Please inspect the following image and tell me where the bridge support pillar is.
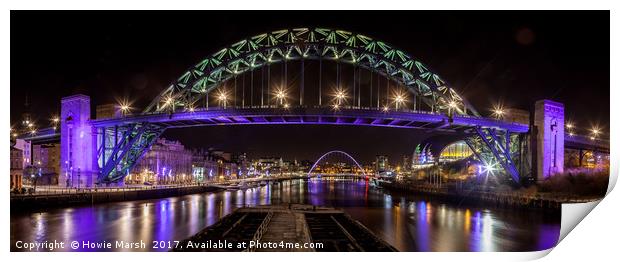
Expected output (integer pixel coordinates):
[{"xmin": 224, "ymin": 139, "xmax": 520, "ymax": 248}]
[
  {"xmin": 534, "ymin": 100, "xmax": 564, "ymax": 181},
  {"xmin": 60, "ymin": 94, "xmax": 99, "ymax": 188}
]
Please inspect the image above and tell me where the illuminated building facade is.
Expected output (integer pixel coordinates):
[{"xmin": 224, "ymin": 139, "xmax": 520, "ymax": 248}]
[
  {"xmin": 13, "ymin": 139, "xmax": 31, "ymax": 167},
  {"xmin": 375, "ymin": 155, "xmax": 389, "ymax": 173},
  {"xmin": 31, "ymin": 143, "xmax": 61, "ymax": 185},
  {"xmin": 438, "ymin": 141, "xmax": 474, "ymax": 162},
  {"xmin": 192, "ymin": 149, "xmax": 246, "ymax": 181},
  {"xmin": 256, "ymin": 157, "xmax": 284, "ymax": 176},
  {"xmin": 10, "ymin": 146, "xmax": 23, "ymax": 190},
  {"xmin": 127, "ymin": 138, "xmax": 192, "ymax": 184}
]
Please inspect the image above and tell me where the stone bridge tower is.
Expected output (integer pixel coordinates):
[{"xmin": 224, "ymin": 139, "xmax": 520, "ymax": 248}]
[
  {"xmin": 60, "ymin": 94, "xmax": 99, "ymax": 188},
  {"xmin": 534, "ymin": 99, "xmax": 564, "ymax": 180}
]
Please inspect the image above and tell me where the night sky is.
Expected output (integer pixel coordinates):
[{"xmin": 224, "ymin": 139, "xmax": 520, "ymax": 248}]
[{"xmin": 10, "ymin": 11, "xmax": 610, "ymax": 163}]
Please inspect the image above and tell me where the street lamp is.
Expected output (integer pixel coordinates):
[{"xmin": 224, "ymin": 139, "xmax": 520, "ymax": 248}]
[
  {"xmin": 70, "ymin": 166, "xmax": 74, "ymax": 188},
  {"xmin": 120, "ymin": 104, "xmax": 130, "ymax": 114},
  {"xmin": 492, "ymin": 105, "xmax": 505, "ymax": 119},
  {"xmin": 116, "ymin": 97, "xmax": 133, "ymax": 116},
  {"xmin": 332, "ymin": 88, "xmax": 347, "ymax": 106},
  {"xmin": 274, "ymin": 87, "xmax": 287, "ymax": 106},
  {"xmin": 163, "ymin": 95, "xmax": 175, "ymax": 110},
  {"xmin": 591, "ymin": 127, "xmax": 601, "ymax": 140},
  {"xmin": 186, "ymin": 104, "xmax": 196, "ymax": 112},
  {"xmin": 394, "ymin": 95, "xmax": 404, "ymax": 109},
  {"xmin": 216, "ymin": 90, "xmax": 229, "ymax": 108},
  {"xmin": 392, "ymin": 91, "xmax": 406, "ymax": 110}
]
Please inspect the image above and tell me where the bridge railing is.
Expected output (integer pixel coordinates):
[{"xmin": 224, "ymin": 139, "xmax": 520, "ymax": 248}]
[
  {"xmin": 118, "ymin": 104, "xmax": 446, "ymax": 118},
  {"xmin": 11, "ymin": 182, "xmax": 214, "ymax": 197}
]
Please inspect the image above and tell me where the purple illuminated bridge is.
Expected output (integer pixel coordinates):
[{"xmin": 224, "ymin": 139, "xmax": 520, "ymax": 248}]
[
  {"xmin": 92, "ymin": 107, "xmax": 528, "ymax": 132},
  {"xmin": 40, "ymin": 27, "xmax": 608, "ymax": 187}
]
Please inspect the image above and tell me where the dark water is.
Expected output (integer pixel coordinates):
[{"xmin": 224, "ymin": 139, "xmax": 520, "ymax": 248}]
[{"xmin": 10, "ymin": 178, "xmax": 560, "ymax": 251}]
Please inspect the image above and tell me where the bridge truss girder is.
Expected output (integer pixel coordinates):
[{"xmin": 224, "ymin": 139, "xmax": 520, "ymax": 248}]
[
  {"xmin": 145, "ymin": 28, "xmax": 480, "ymax": 117},
  {"xmin": 97, "ymin": 123, "xmax": 165, "ymax": 183},
  {"xmin": 464, "ymin": 127, "xmax": 531, "ymax": 185}
]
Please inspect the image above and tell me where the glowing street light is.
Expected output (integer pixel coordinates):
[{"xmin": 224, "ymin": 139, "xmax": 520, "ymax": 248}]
[
  {"xmin": 335, "ymin": 90, "xmax": 346, "ymax": 103},
  {"xmin": 391, "ymin": 90, "xmax": 407, "ymax": 110},
  {"xmin": 216, "ymin": 89, "xmax": 229, "ymax": 108},
  {"xmin": 331, "ymin": 87, "xmax": 347, "ymax": 107},
  {"xmin": 481, "ymin": 161, "xmax": 498, "ymax": 176},
  {"xmin": 393, "ymin": 94, "xmax": 405, "ymax": 110},
  {"xmin": 447, "ymin": 100, "xmax": 459, "ymax": 116},
  {"xmin": 382, "ymin": 106, "xmax": 389, "ymax": 112},
  {"xmin": 163, "ymin": 96, "xmax": 175, "ymax": 110},
  {"xmin": 332, "ymin": 104, "xmax": 340, "ymax": 111},
  {"xmin": 276, "ymin": 90, "xmax": 286, "ymax": 99},
  {"xmin": 591, "ymin": 126, "xmax": 601, "ymax": 140},
  {"xmin": 566, "ymin": 122, "xmax": 574, "ymax": 130},
  {"xmin": 274, "ymin": 87, "xmax": 287, "ymax": 106},
  {"xmin": 492, "ymin": 105, "xmax": 505, "ymax": 119},
  {"xmin": 119, "ymin": 101, "xmax": 132, "ymax": 115}
]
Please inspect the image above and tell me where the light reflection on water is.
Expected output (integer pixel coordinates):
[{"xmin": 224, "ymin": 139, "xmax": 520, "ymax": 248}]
[{"xmin": 10, "ymin": 179, "xmax": 560, "ymax": 251}]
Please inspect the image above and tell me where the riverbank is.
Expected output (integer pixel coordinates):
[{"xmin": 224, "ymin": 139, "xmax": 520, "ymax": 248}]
[
  {"xmin": 381, "ymin": 181, "xmax": 567, "ymax": 210},
  {"xmin": 10, "ymin": 185, "xmax": 222, "ymax": 211},
  {"xmin": 8, "ymin": 175, "xmax": 343, "ymax": 211}
]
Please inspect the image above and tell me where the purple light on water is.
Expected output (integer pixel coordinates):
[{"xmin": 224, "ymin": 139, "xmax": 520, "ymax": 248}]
[
  {"xmin": 416, "ymin": 202, "xmax": 430, "ymax": 251},
  {"xmin": 537, "ymin": 224, "xmax": 561, "ymax": 250}
]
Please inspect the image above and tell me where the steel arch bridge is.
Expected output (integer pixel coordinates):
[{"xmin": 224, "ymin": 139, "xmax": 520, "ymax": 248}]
[
  {"xmin": 306, "ymin": 150, "xmax": 368, "ymax": 177},
  {"xmin": 145, "ymin": 28, "xmax": 478, "ymax": 116},
  {"xmin": 83, "ymin": 27, "xmax": 529, "ymax": 185}
]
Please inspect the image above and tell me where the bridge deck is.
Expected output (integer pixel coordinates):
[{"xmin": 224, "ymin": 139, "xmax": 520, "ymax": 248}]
[{"xmin": 91, "ymin": 107, "xmax": 530, "ymax": 133}]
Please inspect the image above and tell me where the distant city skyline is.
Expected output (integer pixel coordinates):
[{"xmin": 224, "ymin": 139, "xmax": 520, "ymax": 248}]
[{"xmin": 162, "ymin": 125, "xmax": 428, "ymax": 164}]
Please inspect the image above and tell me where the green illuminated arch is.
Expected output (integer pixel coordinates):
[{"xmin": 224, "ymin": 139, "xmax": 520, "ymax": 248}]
[{"xmin": 145, "ymin": 28, "xmax": 480, "ymax": 116}]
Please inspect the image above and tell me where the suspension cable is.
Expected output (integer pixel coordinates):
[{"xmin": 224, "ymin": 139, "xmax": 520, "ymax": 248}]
[{"xmin": 319, "ymin": 58, "xmax": 322, "ymax": 106}]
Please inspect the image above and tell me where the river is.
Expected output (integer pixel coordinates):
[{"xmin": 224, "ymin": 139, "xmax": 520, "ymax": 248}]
[{"xmin": 10, "ymin": 178, "xmax": 560, "ymax": 251}]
